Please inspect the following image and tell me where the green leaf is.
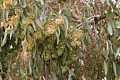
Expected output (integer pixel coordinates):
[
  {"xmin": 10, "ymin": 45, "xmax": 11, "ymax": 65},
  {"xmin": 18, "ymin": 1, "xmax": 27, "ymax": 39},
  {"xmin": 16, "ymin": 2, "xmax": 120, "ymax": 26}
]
[
  {"xmin": 32, "ymin": 21, "xmax": 36, "ymax": 31},
  {"xmin": 35, "ymin": 19, "xmax": 42, "ymax": 28},
  {"xmin": 100, "ymin": 0, "xmax": 105, "ymax": 4},
  {"xmin": 113, "ymin": 62, "xmax": 117, "ymax": 76},
  {"xmin": 82, "ymin": 18, "xmax": 91, "ymax": 33},
  {"xmin": 51, "ymin": 72, "xmax": 58, "ymax": 80},
  {"xmin": 107, "ymin": 22, "xmax": 113, "ymax": 35},
  {"xmin": 56, "ymin": 32, "xmax": 59, "ymax": 45},
  {"xmin": 64, "ymin": 17, "xmax": 68, "ymax": 37},
  {"xmin": 29, "ymin": 59, "xmax": 32, "ymax": 74},
  {"xmin": 40, "ymin": 0, "xmax": 44, "ymax": 5},
  {"xmin": 1, "ymin": 33, "xmax": 7, "ymax": 46},
  {"xmin": 14, "ymin": 0, "xmax": 17, "ymax": 5},
  {"xmin": 0, "ymin": 62, "xmax": 2, "ymax": 72},
  {"xmin": 104, "ymin": 61, "xmax": 108, "ymax": 75},
  {"xmin": 9, "ymin": 76, "xmax": 12, "ymax": 80},
  {"xmin": 68, "ymin": 68, "xmax": 75, "ymax": 80},
  {"xmin": 21, "ymin": 0, "xmax": 26, "ymax": 8},
  {"xmin": 82, "ymin": 76, "xmax": 86, "ymax": 80},
  {"xmin": 115, "ymin": 21, "xmax": 120, "ymax": 29},
  {"xmin": 64, "ymin": 8, "xmax": 72, "ymax": 22},
  {"xmin": 42, "ymin": 76, "xmax": 46, "ymax": 80},
  {"xmin": 106, "ymin": 7, "xmax": 112, "ymax": 19},
  {"xmin": 0, "ymin": 76, "xmax": 2, "ymax": 80},
  {"xmin": 5, "ymin": 10, "xmax": 9, "ymax": 21},
  {"xmin": 115, "ymin": 47, "xmax": 120, "ymax": 59}
]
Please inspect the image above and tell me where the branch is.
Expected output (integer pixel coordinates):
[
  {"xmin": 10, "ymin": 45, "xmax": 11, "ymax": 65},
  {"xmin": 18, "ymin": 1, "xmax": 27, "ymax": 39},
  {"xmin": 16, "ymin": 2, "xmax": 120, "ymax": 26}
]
[{"xmin": 72, "ymin": 13, "xmax": 106, "ymax": 28}]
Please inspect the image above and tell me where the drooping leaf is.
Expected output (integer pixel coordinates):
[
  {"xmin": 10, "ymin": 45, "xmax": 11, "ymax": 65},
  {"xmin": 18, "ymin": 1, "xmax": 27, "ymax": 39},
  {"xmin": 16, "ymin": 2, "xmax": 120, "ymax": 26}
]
[
  {"xmin": 64, "ymin": 17, "xmax": 68, "ymax": 37},
  {"xmin": 113, "ymin": 62, "xmax": 117, "ymax": 76},
  {"xmin": 64, "ymin": 8, "xmax": 72, "ymax": 22},
  {"xmin": 104, "ymin": 61, "xmax": 108, "ymax": 75},
  {"xmin": 107, "ymin": 22, "xmax": 113, "ymax": 35},
  {"xmin": 0, "ymin": 76, "xmax": 2, "ymax": 80},
  {"xmin": 1, "ymin": 33, "xmax": 7, "ymax": 46},
  {"xmin": 56, "ymin": 32, "xmax": 59, "ymax": 45},
  {"xmin": 68, "ymin": 68, "xmax": 75, "ymax": 80}
]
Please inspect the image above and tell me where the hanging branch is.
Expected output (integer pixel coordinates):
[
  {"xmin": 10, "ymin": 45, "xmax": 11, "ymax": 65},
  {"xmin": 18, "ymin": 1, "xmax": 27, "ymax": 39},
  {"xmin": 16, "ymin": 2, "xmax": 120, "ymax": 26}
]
[{"xmin": 72, "ymin": 13, "xmax": 106, "ymax": 28}]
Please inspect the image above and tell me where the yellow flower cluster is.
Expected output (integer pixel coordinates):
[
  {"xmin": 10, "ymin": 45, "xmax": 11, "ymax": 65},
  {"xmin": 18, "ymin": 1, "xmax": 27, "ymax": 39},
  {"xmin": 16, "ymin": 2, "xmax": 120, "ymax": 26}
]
[
  {"xmin": 5, "ymin": 26, "xmax": 12, "ymax": 34},
  {"xmin": 1, "ymin": 15, "xmax": 20, "ymax": 34},
  {"xmin": 45, "ymin": 16, "xmax": 64, "ymax": 36},
  {"xmin": 68, "ymin": 27, "xmax": 82, "ymax": 47},
  {"xmin": 43, "ymin": 50, "xmax": 51, "ymax": 61},
  {"xmin": 1, "ymin": 20, "xmax": 8, "ymax": 28},
  {"xmin": 70, "ymin": 38, "xmax": 81, "ymax": 47},
  {"xmin": 57, "ymin": 44, "xmax": 65, "ymax": 56},
  {"xmin": 71, "ymin": 54, "xmax": 78, "ymax": 62},
  {"xmin": 9, "ymin": 15, "xmax": 20, "ymax": 29},
  {"xmin": 61, "ymin": 65, "xmax": 69, "ymax": 73},
  {"xmin": 22, "ymin": 18, "xmax": 32, "ymax": 27},
  {"xmin": 54, "ymin": 16, "xmax": 64, "ymax": 25},
  {"xmin": 27, "ymin": 13, "xmax": 36, "ymax": 19},
  {"xmin": 34, "ymin": 31, "xmax": 42, "ymax": 40},
  {"xmin": 24, "ymin": 51, "xmax": 32, "ymax": 61},
  {"xmin": 21, "ymin": 36, "xmax": 35, "ymax": 51},
  {"xmin": 3, "ymin": 0, "xmax": 12, "ymax": 9}
]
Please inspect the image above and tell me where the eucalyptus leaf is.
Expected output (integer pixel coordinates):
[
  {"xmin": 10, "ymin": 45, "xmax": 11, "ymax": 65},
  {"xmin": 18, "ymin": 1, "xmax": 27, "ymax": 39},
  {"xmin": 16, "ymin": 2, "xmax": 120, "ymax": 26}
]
[
  {"xmin": 64, "ymin": 17, "xmax": 68, "ymax": 37},
  {"xmin": 35, "ymin": 19, "xmax": 42, "ymax": 28},
  {"xmin": 113, "ymin": 62, "xmax": 117, "ymax": 76},
  {"xmin": 1, "ymin": 33, "xmax": 7, "ymax": 46},
  {"xmin": 64, "ymin": 8, "xmax": 72, "ymax": 22},
  {"xmin": 82, "ymin": 76, "xmax": 86, "ymax": 80},
  {"xmin": 0, "ymin": 76, "xmax": 2, "ymax": 80},
  {"xmin": 40, "ymin": 0, "xmax": 44, "ymax": 5},
  {"xmin": 115, "ymin": 47, "xmax": 120, "ymax": 59},
  {"xmin": 107, "ymin": 22, "xmax": 113, "ymax": 35},
  {"xmin": 5, "ymin": 10, "xmax": 9, "ymax": 21},
  {"xmin": 104, "ymin": 61, "xmax": 108, "ymax": 75},
  {"xmin": 29, "ymin": 59, "xmax": 32, "ymax": 74},
  {"xmin": 9, "ymin": 76, "xmax": 12, "ymax": 80},
  {"xmin": 21, "ymin": 0, "xmax": 26, "ymax": 8},
  {"xmin": 56, "ymin": 32, "xmax": 59, "ymax": 45},
  {"xmin": 32, "ymin": 21, "xmax": 36, "ymax": 31},
  {"xmin": 68, "ymin": 68, "xmax": 75, "ymax": 80},
  {"xmin": 0, "ymin": 62, "xmax": 2, "ymax": 72}
]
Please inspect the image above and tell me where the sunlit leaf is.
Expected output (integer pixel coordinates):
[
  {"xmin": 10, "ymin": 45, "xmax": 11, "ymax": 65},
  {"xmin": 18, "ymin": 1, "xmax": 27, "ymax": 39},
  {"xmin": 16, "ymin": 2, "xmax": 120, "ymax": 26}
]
[
  {"xmin": 115, "ymin": 47, "xmax": 120, "ymax": 59},
  {"xmin": 107, "ymin": 22, "xmax": 113, "ymax": 35},
  {"xmin": 1, "ymin": 33, "xmax": 7, "ymax": 46},
  {"xmin": 68, "ymin": 68, "xmax": 75, "ymax": 80},
  {"xmin": 64, "ymin": 17, "xmax": 68, "ymax": 37},
  {"xmin": 113, "ymin": 62, "xmax": 117, "ymax": 76},
  {"xmin": 56, "ymin": 32, "xmax": 59, "ymax": 45},
  {"xmin": 0, "ymin": 76, "xmax": 2, "ymax": 80},
  {"xmin": 35, "ymin": 19, "xmax": 42, "ymax": 28},
  {"xmin": 82, "ymin": 76, "xmax": 86, "ymax": 80},
  {"xmin": 40, "ymin": 0, "xmax": 44, "ymax": 5},
  {"xmin": 64, "ymin": 8, "xmax": 72, "ymax": 22},
  {"xmin": 104, "ymin": 61, "xmax": 108, "ymax": 75},
  {"xmin": 32, "ymin": 21, "xmax": 36, "ymax": 31}
]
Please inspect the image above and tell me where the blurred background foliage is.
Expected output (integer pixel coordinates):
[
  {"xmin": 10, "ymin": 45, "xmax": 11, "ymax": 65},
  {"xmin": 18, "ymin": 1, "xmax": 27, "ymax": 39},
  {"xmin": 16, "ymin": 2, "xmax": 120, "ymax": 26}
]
[{"xmin": 0, "ymin": 0, "xmax": 120, "ymax": 80}]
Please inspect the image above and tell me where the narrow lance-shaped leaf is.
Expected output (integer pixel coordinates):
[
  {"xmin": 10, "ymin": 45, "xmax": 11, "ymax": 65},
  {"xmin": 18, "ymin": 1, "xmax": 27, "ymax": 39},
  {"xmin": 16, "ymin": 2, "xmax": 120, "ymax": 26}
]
[
  {"xmin": 68, "ymin": 68, "xmax": 75, "ymax": 80},
  {"xmin": 32, "ymin": 21, "xmax": 36, "ymax": 31},
  {"xmin": 1, "ymin": 32, "xmax": 7, "ymax": 46},
  {"xmin": 113, "ymin": 62, "xmax": 117, "ymax": 76},
  {"xmin": 5, "ymin": 10, "xmax": 9, "ymax": 21},
  {"xmin": 64, "ymin": 17, "xmax": 68, "ymax": 37},
  {"xmin": 104, "ymin": 61, "xmax": 108, "ymax": 75},
  {"xmin": 56, "ymin": 32, "xmax": 59, "ymax": 45},
  {"xmin": 107, "ymin": 22, "xmax": 113, "ymax": 35},
  {"xmin": 0, "ymin": 76, "xmax": 2, "ymax": 80}
]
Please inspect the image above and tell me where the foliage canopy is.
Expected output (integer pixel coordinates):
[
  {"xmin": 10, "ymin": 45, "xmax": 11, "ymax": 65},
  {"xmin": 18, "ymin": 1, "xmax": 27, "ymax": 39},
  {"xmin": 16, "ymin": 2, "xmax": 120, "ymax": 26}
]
[{"xmin": 0, "ymin": 0, "xmax": 120, "ymax": 80}]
